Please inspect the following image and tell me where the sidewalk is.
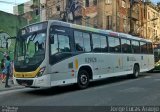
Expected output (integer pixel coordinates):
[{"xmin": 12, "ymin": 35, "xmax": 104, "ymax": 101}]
[{"xmin": 0, "ymin": 78, "xmax": 24, "ymax": 92}]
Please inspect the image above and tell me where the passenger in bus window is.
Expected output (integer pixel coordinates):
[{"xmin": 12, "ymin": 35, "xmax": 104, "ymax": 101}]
[{"xmin": 76, "ymin": 43, "xmax": 83, "ymax": 51}]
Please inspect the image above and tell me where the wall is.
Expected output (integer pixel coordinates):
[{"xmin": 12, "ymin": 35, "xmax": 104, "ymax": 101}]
[{"xmin": 0, "ymin": 11, "xmax": 27, "ymax": 60}]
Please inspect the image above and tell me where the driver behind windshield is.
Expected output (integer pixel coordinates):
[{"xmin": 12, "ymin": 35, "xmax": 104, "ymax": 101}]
[{"xmin": 35, "ymin": 43, "xmax": 45, "ymax": 56}]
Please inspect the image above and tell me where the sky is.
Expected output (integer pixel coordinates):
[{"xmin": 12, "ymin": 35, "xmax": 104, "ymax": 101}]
[
  {"xmin": 0, "ymin": 0, "xmax": 30, "ymax": 14},
  {"xmin": 0, "ymin": 0, "xmax": 159, "ymax": 14}
]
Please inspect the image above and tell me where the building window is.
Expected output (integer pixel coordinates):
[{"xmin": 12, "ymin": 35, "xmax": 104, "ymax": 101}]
[
  {"xmin": 56, "ymin": 5, "xmax": 60, "ymax": 11},
  {"xmin": 105, "ymin": 0, "xmax": 112, "ymax": 4},
  {"xmin": 94, "ymin": 16, "xmax": 98, "ymax": 28},
  {"xmin": 117, "ymin": 16, "xmax": 120, "ymax": 32},
  {"xmin": 35, "ymin": 9, "xmax": 39, "ymax": 16},
  {"xmin": 86, "ymin": 18, "xmax": 90, "ymax": 27},
  {"xmin": 85, "ymin": 0, "xmax": 89, "ymax": 7},
  {"xmin": 106, "ymin": 16, "xmax": 112, "ymax": 30},
  {"xmin": 148, "ymin": 12, "xmax": 150, "ymax": 19},
  {"xmin": 123, "ymin": 18, "xmax": 127, "ymax": 32},
  {"xmin": 85, "ymin": 0, "xmax": 97, "ymax": 7},
  {"xmin": 122, "ymin": 0, "xmax": 126, "ymax": 8},
  {"xmin": 93, "ymin": 0, "xmax": 97, "ymax": 5}
]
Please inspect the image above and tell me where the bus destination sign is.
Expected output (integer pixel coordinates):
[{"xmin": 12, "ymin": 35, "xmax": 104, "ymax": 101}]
[{"xmin": 21, "ymin": 22, "xmax": 48, "ymax": 35}]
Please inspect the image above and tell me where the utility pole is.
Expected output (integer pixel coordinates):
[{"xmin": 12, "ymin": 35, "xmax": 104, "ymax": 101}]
[
  {"xmin": 65, "ymin": 0, "xmax": 69, "ymax": 22},
  {"xmin": 130, "ymin": 0, "xmax": 133, "ymax": 34},
  {"xmin": 116, "ymin": 0, "xmax": 117, "ymax": 32}
]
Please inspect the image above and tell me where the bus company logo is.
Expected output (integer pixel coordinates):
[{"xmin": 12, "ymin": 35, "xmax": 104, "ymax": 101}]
[{"xmin": 127, "ymin": 56, "xmax": 136, "ymax": 61}]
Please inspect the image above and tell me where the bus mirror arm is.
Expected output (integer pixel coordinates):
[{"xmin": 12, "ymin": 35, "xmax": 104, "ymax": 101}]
[{"xmin": 49, "ymin": 35, "xmax": 54, "ymax": 44}]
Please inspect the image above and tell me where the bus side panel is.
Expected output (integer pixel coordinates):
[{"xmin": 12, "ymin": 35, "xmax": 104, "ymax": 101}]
[
  {"xmin": 148, "ymin": 55, "xmax": 155, "ymax": 71},
  {"xmin": 48, "ymin": 53, "xmax": 95, "ymax": 86},
  {"xmin": 122, "ymin": 54, "xmax": 133, "ymax": 72},
  {"xmin": 140, "ymin": 55, "xmax": 148, "ymax": 71},
  {"xmin": 49, "ymin": 57, "xmax": 76, "ymax": 86}
]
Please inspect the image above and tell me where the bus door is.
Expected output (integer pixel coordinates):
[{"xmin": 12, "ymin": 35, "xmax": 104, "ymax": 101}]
[
  {"xmin": 108, "ymin": 36, "xmax": 122, "ymax": 73},
  {"xmin": 92, "ymin": 34, "xmax": 111, "ymax": 76},
  {"xmin": 49, "ymin": 26, "xmax": 74, "ymax": 83},
  {"xmin": 140, "ymin": 42, "xmax": 148, "ymax": 70}
]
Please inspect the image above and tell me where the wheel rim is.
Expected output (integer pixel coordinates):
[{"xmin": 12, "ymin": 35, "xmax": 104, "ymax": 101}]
[
  {"xmin": 80, "ymin": 74, "xmax": 88, "ymax": 85},
  {"xmin": 135, "ymin": 70, "xmax": 138, "ymax": 77},
  {"xmin": 134, "ymin": 67, "xmax": 139, "ymax": 77}
]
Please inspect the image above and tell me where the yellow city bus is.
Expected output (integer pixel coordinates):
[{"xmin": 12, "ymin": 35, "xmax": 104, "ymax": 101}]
[{"xmin": 13, "ymin": 20, "xmax": 154, "ymax": 89}]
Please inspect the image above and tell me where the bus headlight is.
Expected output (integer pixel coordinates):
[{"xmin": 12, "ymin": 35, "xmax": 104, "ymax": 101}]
[{"xmin": 37, "ymin": 67, "xmax": 46, "ymax": 77}]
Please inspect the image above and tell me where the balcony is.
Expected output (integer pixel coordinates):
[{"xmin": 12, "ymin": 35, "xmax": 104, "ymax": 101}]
[{"xmin": 128, "ymin": 10, "xmax": 139, "ymax": 21}]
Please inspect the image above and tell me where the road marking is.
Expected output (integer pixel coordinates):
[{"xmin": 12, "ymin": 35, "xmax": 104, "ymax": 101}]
[
  {"xmin": 119, "ymin": 87, "xmax": 146, "ymax": 93},
  {"xmin": 144, "ymin": 76, "xmax": 151, "ymax": 79},
  {"xmin": 91, "ymin": 78, "xmax": 139, "ymax": 90},
  {"xmin": 154, "ymin": 79, "xmax": 160, "ymax": 81}
]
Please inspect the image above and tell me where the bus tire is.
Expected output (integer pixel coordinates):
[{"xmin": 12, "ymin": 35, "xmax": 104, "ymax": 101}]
[
  {"xmin": 132, "ymin": 64, "xmax": 140, "ymax": 78},
  {"xmin": 77, "ymin": 70, "xmax": 89, "ymax": 89}
]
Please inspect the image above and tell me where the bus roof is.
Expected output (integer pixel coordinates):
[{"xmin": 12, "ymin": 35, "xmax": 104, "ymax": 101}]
[{"xmin": 22, "ymin": 20, "xmax": 152, "ymax": 43}]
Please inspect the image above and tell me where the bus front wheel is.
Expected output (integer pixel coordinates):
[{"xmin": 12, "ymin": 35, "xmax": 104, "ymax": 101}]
[{"xmin": 77, "ymin": 70, "xmax": 90, "ymax": 89}]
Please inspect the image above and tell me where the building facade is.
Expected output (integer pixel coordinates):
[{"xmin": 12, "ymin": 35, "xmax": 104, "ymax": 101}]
[
  {"xmin": 97, "ymin": 0, "xmax": 130, "ymax": 32},
  {"xmin": 81, "ymin": 0, "xmax": 98, "ymax": 27},
  {"xmin": 46, "ymin": 0, "xmax": 66, "ymax": 21},
  {"xmin": 129, "ymin": 0, "xmax": 146, "ymax": 37},
  {"xmin": 13, "ymin": 0, "xmax": 41, "ymax": 24},
  {"xmin": 145, "ymin": 2, "xmax": 160, "ymax": 44}
]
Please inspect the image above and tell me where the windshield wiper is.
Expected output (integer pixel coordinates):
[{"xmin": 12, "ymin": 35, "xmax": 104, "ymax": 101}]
[{"xmin": 27, "ymin": 32, "xmax": 37, "ymax": 44}]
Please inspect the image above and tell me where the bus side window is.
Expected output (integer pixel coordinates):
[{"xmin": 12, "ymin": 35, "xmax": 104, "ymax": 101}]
[
  {"xmin": 92, "ymin": 34, "xmax": 108, "ymax": 52},
  {"xmin": 121, "ymin": 38, "xmax": 131, "ymax": 53},
  {"xmin": 74, "ymin": 30, "xmax": 91, "ymax": 52},
  {"xmin": 100, "ymin": 35, "xmax": 108, "ymax": 52},
  {"xmin": 131, "ymin": 40, "xmax": 140, "ymax": 53},
  {"xmin": 75, "ymin": 43, "xmax": 83, "ymax": 51},
  {"xmin": 74, "ymin": 31, "xmax": 84, "ymax": 52},
  {"xmin": 140, "ymin": 42, "xmax": 147, "ymax": 54},
  {"xmin": 50, "ymin": 34, "xmax": 58, "ymax": 55},
  {"xmin": 92, "ymin": 34, "xmax": 101, "ymax": 52},
  {"xmin": 58, "ymin": 35, "xmax": 71, "ymax": 52},
  {"xmin": 108, "ymin": 36, "xmax": 120, "ymax": 53},
  {"xmin": 148, "ymin": 42, "xmax": 153, "ymax": 54}
]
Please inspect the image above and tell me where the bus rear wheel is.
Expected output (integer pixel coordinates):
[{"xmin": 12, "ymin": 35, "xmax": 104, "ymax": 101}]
[
  {"xmin": 132, "ymin": 64, "xmax": 140, "ymax": 78},
  {"xmin": 77, "ymin": 70, "xmax": 89, "ymax": 89}
]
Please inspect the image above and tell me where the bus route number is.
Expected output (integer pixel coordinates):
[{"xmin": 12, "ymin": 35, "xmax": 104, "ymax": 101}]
[{"xmin": 85, "ymin": 57, "xmax": 97, "ymax": 63}]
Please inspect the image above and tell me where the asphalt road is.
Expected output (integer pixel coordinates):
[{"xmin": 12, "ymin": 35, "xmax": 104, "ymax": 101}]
[{"xmin": 0, "ymin": 72, "xmax": 160, "ymax": 107}]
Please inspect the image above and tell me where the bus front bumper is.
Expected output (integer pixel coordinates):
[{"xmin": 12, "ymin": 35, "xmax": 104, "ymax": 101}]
[{"xmin": 13, "ymin": 75, "xmax": 51, "ymax": 87}]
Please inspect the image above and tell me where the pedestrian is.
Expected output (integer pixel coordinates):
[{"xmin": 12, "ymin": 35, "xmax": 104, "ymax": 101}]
[
  {"xmin": 5, "ymin": 56, "xmax": 11, "ymax": 88},
  {"xmin": 1, "ymin": 59, "xmax": 6, "ymax": 83}
]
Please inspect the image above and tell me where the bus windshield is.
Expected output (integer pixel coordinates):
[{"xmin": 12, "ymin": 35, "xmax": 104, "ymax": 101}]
[{"xmin": 14, "ymin": 30, "xmax": 47, "ymax": 72}]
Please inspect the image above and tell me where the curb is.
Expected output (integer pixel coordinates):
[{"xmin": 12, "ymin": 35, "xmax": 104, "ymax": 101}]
[
  {"xmin": 0, "ymin": 86, "xmax": 25, "ymax": 92},
  {"xmin": 0, "ymin": 79, "xmax": 25, "ymax": 92}
]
